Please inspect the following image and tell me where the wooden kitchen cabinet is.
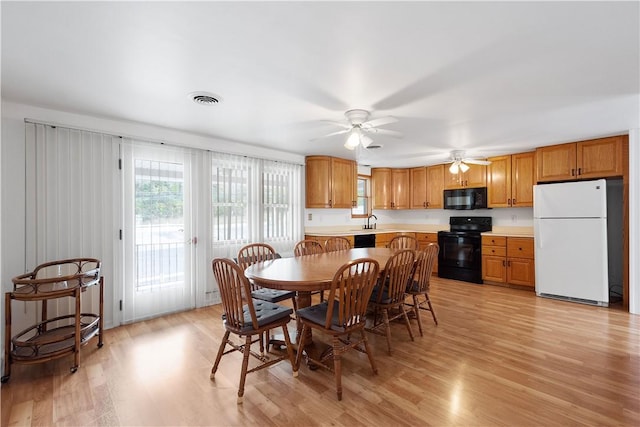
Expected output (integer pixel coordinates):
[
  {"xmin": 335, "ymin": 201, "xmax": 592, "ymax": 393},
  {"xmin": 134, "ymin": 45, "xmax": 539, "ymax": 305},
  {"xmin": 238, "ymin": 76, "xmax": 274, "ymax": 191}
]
[
  {"xmin": 411, "ymin": 165, "xmax": 444, "ymax": 209},
  {"xmin": 410, "ymin": 166, "xmax": 427, "ymax": 209},
  {"xmin": 487, "ymin": 151, "xmax": 535, "ymax": 208},
  {"xmin": 372, "ymin": 168, "xmax": 410, "ymax": 209},
  {"xmin": 305, "ymin": 156, "xmax": 356, "ymax": 208},
  {"xmin": 482, "ymin": 236, "xmax": 535, "ymax": 288},
  {"xmin": 536, "ymin": 135, "xmax": 625, "ymax": 183},
  {"xmin": 416, "ymin": 232, "xmax": 439, "ymax": 274},
  {"xmin": 444, "ymin": 163, "xmax": 487, "ymax": 189},
  {"xmin": 426, "ymin": 165, "xmax": 444, "ymax": 209}
]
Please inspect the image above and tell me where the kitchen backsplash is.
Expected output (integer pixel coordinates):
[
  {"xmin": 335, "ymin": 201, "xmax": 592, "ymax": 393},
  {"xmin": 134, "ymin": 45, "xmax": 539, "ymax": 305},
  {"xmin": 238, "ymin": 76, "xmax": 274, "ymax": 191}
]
[{"xmin": 305, "ymin": 207, "xmax": 534, "ymax": 228}]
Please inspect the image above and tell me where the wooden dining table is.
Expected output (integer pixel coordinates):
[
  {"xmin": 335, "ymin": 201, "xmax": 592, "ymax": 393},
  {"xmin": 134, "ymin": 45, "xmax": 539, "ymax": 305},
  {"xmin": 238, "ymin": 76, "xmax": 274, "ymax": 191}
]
[{"xmin": 244, "ymin": 247, "xmax": 397, "ymax": 347}]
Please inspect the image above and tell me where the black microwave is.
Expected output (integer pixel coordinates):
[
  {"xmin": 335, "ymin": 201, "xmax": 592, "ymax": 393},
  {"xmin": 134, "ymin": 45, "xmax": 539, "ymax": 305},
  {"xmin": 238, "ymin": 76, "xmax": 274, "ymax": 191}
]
[{"xmin": 443, "ymin": 187, "xmax": 488, "ymax": 210}]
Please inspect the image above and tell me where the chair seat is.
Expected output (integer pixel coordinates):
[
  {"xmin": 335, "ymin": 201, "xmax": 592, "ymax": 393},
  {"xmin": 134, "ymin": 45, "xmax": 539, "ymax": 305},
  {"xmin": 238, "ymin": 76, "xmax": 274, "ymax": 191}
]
[
  {"xmin": 406, "ymin": 280, "xmax": 425, "ymax": 294},
  {"xmin": 232, "ymin": 299, "xmax": 293, "ymax": 333},
  {"xmin": 369, "ymin": 285, "xmax": 392, "ymax": 304},
  {"xmin": 297, "ymin": 301, "xmax": 361, "ymax": 333},
  {"xmin": 251, "ymin": 288, "xmax": 296, "ymax": 303}
]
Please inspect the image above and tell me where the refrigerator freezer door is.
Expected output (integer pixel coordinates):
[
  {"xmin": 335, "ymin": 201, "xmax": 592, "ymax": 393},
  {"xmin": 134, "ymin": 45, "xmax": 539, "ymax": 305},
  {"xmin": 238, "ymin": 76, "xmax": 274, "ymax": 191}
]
[
  {"xmin": 534, "ymin": 217, "xmax": 608, "ymax": 305},
  {"xmin": 533, "ymin": 179, "xmax": 607, "ymax": 219}
]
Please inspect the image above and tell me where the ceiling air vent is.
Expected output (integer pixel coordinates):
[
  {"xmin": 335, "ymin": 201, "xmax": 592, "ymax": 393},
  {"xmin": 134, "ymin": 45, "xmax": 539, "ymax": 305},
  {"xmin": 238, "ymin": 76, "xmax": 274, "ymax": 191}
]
[
  {"xmin": 366, "ymin": 144, "xmax": 383, "ymax": 149},
  {"xmin": 189, "ymin": 91, "xmax": 222, "ymax": 106}
]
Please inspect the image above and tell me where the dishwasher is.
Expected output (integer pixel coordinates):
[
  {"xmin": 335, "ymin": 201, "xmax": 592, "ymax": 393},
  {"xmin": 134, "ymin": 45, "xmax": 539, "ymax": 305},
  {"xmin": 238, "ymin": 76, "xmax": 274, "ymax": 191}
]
[{"xmin": 354, "ymin": 234, "xmax": 376, "ymax": 248}]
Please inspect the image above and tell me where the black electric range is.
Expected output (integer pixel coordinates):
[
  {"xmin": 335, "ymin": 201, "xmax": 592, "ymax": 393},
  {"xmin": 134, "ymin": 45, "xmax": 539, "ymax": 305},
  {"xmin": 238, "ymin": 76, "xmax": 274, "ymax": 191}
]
[{"xmin": 437, "ymin": 216, "xmax": 492, "ymax": 284}]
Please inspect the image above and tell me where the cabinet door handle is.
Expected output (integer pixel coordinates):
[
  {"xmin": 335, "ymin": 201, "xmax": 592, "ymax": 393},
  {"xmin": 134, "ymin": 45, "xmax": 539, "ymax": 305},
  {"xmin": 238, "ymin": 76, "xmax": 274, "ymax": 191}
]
[
  {"xmin": 423, "ymin": 201, "xmax": 426, "ymax": 208},
  {"xmin": 513, "ymin": 199, "xmax": 516, "ymax": 205},
  {"xmin": 329, "ymin": 199, "xmax": 332, "ymax": 207},
  {"xmin": 578, "ymin": 168, "xmax": 582, "ymax": 175},
  {"xmin": 571, "ymin": 168, "xmax": 575, "ymax": 176},
  {"xmin": 507, "ymin": 260, "xmax": 511, "ymax": 267},
  {"xmin": 508, "ymin": 198, "xmax": 511, "ymax": 206},
  {"xmin": 502, "ymin": 260, "xmax": 506, "ymax": 266},
  {"xmin": 426, "ymin": 201, "xmax": 430, "ymax": 207}
]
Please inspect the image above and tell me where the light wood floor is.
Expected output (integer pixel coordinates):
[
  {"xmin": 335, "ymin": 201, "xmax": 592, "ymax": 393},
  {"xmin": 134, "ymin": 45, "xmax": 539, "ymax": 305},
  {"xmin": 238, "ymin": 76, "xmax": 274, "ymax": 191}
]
[{"xmin": 2, "ymin": 277, "xmax": 639, "ymax": 426}]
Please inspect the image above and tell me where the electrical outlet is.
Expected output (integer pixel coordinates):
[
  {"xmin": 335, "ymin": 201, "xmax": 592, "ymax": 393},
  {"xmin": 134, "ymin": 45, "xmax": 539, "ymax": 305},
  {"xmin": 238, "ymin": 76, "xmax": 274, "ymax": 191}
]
[{"xmin": 308, "ymin": 213, "xmax": 312, "ymax": 221}]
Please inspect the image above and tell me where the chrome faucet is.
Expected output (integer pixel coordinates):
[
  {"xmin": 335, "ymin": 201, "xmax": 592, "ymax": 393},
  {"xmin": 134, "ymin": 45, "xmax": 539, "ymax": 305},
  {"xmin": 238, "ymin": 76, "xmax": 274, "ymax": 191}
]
[{"xmin": 365, "ymin": 214, "xmax": 377, "ymax": 230}]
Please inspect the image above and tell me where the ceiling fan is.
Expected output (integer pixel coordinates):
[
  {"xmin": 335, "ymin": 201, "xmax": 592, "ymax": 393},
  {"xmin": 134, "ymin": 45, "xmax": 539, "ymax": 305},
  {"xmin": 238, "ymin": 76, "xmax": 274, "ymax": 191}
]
[
  {"xmin": 311, "ymin": 109, "xmax": 402, "ymax": 150},
  {"xmin": 446, "ymin": 150, "xmax": 491, "ymax": 173}
]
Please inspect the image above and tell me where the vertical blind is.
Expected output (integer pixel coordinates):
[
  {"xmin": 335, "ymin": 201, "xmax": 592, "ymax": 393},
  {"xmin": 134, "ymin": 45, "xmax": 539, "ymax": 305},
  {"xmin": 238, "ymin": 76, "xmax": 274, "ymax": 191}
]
[
  {"xmin": 25, "ymin": 123, "xmax": 120, "ymax": 323},
  {"xmin": 209, "ymin": 152, "xmax": 303, "ymax": 260}
]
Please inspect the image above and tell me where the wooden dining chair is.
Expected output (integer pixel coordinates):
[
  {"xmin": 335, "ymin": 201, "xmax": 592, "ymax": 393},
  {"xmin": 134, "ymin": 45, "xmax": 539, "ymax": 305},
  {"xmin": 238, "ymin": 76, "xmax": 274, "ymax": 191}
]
[
  {"xmin": 324, "ymin": 236, "xmax": 352, "ymax": 252},
  {"xmin": 405, "ymin": 243, "xmax": 439, "ymax": 336},
  {"xmin": 294, "ymin": 239, "xmax": 326, "ymax": 301},
  {"xmin": 366, "ymin": 249, "xmax": 416, "ymax": 355},
  {"xmin": 237, "ymin": 243, "xmax": 297, "ymax": 351},
  {"xmin": 294, "ymin": 239, "xmax": 324, "ymax": 257},
  {"xmin": 388, "ymin": 234, "xmax": 419, "ymax": 250},
  {"xmin": 210, "ymin": 258, "xmax": 297, "ymax": 404},
  {"xmin": 294, "ymin": 258, "xmax": 380, "ymax": 401}
]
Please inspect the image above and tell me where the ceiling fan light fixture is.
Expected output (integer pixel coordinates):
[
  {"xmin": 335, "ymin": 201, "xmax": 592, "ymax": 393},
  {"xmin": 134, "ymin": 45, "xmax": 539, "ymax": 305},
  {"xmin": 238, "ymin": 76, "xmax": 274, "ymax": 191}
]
[
  {"xmin": 449, "ymin": 162, "xmax": 459, "ymax": 174},
  {"xmin": 345, "ymin": 129, "xmax": 361, "ymax": 149},
  {"xmin": 459, "ymin": 162, "xmax": 470, "ymax": 173}
]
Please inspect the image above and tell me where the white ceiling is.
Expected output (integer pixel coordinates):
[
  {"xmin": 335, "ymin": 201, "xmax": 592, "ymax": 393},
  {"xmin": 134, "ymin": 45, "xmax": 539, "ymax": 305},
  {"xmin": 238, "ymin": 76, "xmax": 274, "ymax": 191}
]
[{"xmin": 2, "ymin": 1, "xmax": 639, "ymax": 167}]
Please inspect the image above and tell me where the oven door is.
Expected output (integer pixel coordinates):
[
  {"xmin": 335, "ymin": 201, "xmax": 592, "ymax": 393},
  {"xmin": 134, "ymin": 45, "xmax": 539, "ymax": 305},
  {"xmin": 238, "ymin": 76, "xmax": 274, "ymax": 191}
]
[{"xmin": 437, "ymin": 231, "xmax": 483, "ymax": 283}]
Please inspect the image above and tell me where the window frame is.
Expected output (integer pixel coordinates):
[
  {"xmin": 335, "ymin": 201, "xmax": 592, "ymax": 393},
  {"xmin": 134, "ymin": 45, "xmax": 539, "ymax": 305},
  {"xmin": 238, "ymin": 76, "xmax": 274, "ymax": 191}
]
[{"xmin": 351, "ymin": 174, "xmax": 371, "ymax": 218}]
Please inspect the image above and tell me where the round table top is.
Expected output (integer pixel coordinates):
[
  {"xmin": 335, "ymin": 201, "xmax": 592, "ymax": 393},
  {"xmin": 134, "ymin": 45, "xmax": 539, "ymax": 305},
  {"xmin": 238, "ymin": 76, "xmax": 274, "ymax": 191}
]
[{"xmin": 244, "ymin": 247, "xmax": 396, "ymax": 292}]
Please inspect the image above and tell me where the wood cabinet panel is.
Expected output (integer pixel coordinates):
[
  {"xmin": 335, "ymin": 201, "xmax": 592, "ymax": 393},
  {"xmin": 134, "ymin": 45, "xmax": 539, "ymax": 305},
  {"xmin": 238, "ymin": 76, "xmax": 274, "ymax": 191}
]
[
  {"xmin": 482, "ymin": 236, "xmax": 534, "ymax": 288},
  {"xmin": 416, "ymin": 232, "xmax": 439, "ymax": 273},
  {"xmin": 426, "ymin": 165, "xmax": 444, "ymax": 209},
  {"xmin": 372, "ymin": 168, "xmax": 410, "ymax": 209},
  {"xmin": 305, "ymin": 156, "xmax": 332, "ymax": 208},
  {"xmin": 444, "ymin": 164, "xmax": 487, "ymax": 189},
  {"xmin": 536, "ymin": 136, "xmax": 625, "ymax": 183},
  {"xmin": 392, "ymin": 169, "xmax": 410, "ymax": 209},
  {"xmin": 488, "ymin": 152, "xmax": 535, "ymax": 208},
  {"xmin": 410, "ymin": 167, "xmax": 427, "ymax": 209},
  {"xmin": 511, "ymin": 152, "xmax": 535, "ymax": 207},
  {"xmin": 577, "ymin": 136, "xmax": 624, "ymax": 179},
  {"xmin": 507, "ymin": 258, "xmax": 535, "ymax": 287},
  {"xmin": 483, "ymin": 256, "xmax": 507, "ymax": 283},
  {"xmin": 305, "ymin": 156, "xmax": 356, "ymax": 208}
]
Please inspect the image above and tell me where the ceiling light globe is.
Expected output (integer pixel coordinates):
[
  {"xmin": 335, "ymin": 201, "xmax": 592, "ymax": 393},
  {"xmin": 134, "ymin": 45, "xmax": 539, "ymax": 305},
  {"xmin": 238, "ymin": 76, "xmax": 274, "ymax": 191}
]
[
  {"xmin": 459, "ymin": 162, "xmax": 470, "ymax": 173},
  {"xmin": 346, "ymin": 131, "xmax": 360, "ymax": 148},
  {"xmin": 449, "ymin": 163, "xmax": 459, "ymax": 174}
]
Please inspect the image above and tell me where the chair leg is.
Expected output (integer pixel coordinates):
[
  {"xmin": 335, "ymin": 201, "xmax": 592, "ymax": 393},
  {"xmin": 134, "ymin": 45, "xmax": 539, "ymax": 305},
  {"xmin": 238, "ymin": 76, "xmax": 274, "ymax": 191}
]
[
  {"xmin": 400, "ymin": 305, "xmax": 415, "ymax": 342},
  {"xmin": 332, "ymin": 336, "xmax": 342, "ymax": 401},
  {"xmin": 281, "ymin": 324, "xmax": 298, "ymax": 378},
  {"xmin": 426, "ymin": 294, "xmax": 438, "ymax": 325},
  {"xmin": 294, "ymin": 324, "xmax": 308, "ymax": 371},
  {"xmin": 361, "ymin": 329, "xmax": 378, "ymax": 375},
  {"xmin": 381, "ymin": 309, "xmax": 392, "ymax": 355},
  {"xmin": 210, "ymin": 330, "xmax": 230, "ymax": 380},
  {"xmin": 237, "ymin": 335, "xmax": 252, "ymax": 404},
  {"xmin": 413, "ymin": 294, "xmax": 424, "ymax": 337}
]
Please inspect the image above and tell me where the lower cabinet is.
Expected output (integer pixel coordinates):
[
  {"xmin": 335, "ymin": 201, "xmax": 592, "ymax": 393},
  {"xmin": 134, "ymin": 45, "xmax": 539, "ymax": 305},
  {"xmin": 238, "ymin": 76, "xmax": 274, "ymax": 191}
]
[
  {"xmin": 416, "ymin": 232, "xmax": 438, "ymax": 274},
  {"xmin": 304, "ymin": 234, "xmax": 354, "ymax": 248},
  {"xmin": 482, "ymin": 236, "xmax": 535, "ymax": 288}
]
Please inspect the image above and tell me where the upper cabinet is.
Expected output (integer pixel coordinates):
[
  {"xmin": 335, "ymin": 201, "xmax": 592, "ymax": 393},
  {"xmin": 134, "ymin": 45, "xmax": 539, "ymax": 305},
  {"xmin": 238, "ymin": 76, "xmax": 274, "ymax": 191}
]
[
  {"xmin": 410, "ymin": 165, "xmax": 444, "ymax": 209},
  {"xmin": 487, "ymin": 152, "xmax": 535, "ymax": 208},
  {"xmin": 372, "ymin": 168, "xmax": 410, "ymax": 209},
  {"xmin": 444, "ymin": 163, "xmax": 487, "ymax": 189},
  {"xmin": 305, "ymin": 156, "xmax": 356, "ymax": 208},
  {"xmin": 536, "ymin": 135, "xmax": 626, "ymax": 183}
]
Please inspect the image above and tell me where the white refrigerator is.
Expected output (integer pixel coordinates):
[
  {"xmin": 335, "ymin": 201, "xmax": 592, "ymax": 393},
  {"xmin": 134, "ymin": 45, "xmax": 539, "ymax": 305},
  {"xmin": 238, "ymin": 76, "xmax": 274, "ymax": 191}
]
[{"xmin": 533, "ymin": 179, "xmax": 609, "ymax": 306}]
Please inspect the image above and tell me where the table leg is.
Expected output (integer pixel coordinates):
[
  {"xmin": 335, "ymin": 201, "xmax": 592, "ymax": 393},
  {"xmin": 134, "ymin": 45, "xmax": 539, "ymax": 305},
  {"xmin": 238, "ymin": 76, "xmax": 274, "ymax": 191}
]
[{"xmin": 295, "ymin": 291, "xmax": 313, "ymax": 345}]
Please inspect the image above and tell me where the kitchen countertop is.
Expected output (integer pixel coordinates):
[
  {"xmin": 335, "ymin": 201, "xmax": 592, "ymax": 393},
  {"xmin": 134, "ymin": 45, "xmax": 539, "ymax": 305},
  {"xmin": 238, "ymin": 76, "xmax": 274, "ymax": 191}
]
[{"xmin": 305, "ymin": 225, "xmax": 533, "ymax": 238}]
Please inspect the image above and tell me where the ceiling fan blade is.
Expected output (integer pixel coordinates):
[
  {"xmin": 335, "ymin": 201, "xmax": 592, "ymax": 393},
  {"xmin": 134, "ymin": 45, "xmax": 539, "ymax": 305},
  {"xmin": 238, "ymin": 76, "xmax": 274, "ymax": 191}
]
[
  {"xmin": 463, "ymin": 158, "xmax": 492, "ymax": 166},
  {"xmin": 320, "ymin": 120, "xmax": 351, "ymax": 129},
  {"xmin": 362, "ymin": 116, "xmax": 398, "ymax": 128},
  {"xmin": 310, "ymin": 129, "xmax": 350, "ymax": 141},
  {"xmin": 364, "ymin": 128, "xmax": 403, "ymax": 138}
]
